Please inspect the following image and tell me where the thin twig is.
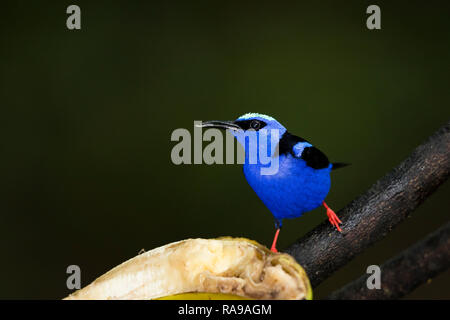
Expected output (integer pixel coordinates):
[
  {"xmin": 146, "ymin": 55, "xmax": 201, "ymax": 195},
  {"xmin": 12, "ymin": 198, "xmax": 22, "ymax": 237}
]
[
  {"xmin": 327, "ymin": 221, "xmax": 450, "ymax": 299},
  {"xmin": 284, "ymin": 121, "xmax": 450, "ymax": 288}
]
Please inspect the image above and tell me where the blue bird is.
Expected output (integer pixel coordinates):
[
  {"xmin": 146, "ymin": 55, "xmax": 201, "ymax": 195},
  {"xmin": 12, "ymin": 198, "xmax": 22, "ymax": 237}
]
[{"xmin": 199, "ymin": 113, "xmax": 348, "ymax": 252}]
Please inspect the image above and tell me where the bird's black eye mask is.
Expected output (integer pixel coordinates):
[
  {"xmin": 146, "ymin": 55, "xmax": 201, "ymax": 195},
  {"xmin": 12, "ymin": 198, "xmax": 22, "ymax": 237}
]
[{"xmin": 234, "ymin": 119, "xmax": 267, "ymax": 131}]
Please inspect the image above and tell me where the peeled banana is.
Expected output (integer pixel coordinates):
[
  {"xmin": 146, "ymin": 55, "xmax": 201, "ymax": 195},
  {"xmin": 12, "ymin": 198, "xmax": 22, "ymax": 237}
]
[{"xmin": 64, "ymin": 237, "xmax": 312, "ymax": 300}]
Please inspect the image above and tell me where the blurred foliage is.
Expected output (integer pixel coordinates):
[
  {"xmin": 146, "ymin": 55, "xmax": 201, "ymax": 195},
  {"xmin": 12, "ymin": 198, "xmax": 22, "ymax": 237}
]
[{"xmin": 0, "ymin": 1, "xmax": 449, "ymax": 299}]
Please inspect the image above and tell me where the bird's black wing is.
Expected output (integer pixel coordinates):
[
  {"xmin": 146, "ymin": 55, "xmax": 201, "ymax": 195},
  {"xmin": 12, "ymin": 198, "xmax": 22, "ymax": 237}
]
[{"xmin": 278, "ymin": 132, "xmax": 330, "ymax": 169}]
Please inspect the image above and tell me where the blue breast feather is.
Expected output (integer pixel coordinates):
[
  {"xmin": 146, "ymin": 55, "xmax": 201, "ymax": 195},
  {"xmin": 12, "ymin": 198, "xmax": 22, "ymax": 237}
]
[{"xmin": 243, "ymin": 153, "xmax": 331, "ymax": 223}]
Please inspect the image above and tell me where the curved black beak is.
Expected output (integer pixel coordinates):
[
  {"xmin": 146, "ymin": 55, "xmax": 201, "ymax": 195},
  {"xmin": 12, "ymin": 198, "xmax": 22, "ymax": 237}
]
[{"xmin": 196, "ymin": 120, "xmax": 241, "ymax": 131}]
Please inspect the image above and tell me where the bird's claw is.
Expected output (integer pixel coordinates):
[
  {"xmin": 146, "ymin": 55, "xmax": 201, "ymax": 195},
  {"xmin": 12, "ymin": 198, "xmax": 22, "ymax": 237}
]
[
  {"xmin": 328, "ymin": 213, "xmax": 342, "ymax": 232},
  {"xmin": 323, "ymin": 201, "xmax": 342, "ymax": 232}
]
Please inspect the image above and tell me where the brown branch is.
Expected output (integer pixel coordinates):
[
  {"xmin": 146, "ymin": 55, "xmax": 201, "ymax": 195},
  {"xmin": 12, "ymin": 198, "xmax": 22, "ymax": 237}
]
[
  {"xmin": 327, "ymin": 221, "xmax": 450, "ymax": 299},
  {"xmin": 284, "ymin": 120, "xmax": 450, "ymax": 288}
]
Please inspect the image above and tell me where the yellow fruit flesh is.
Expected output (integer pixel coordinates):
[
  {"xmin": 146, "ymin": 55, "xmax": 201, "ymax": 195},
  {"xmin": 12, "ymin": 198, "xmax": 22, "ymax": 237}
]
[
  {"xmin": 64, "ymin": 237, "xmax": 312, "ymax": 300},
  {"xmin": 157, "ymin": 293, "xmax": 250, "ymax": 300}
]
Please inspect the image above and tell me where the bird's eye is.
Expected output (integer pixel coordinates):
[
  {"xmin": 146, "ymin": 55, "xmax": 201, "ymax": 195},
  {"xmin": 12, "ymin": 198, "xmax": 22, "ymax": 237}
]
[{"xmin": 250, "ymin": 120, "xmax": 261, "ymax": 130}]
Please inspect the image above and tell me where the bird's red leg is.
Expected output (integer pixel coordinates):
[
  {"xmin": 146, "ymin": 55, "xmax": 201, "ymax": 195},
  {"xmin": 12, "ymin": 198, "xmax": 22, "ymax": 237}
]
[
  {"xmin": 270, "ymin": 228, "xmax": 281, "ymax": 253},
  {"xmin": 323, "ymin": 201, "xmax": 342, "ymax": 232}
]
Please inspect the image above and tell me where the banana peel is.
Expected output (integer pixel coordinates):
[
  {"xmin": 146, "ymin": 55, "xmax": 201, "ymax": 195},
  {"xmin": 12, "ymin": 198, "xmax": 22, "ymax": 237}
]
[{"xmin": 64, "ymin": 237, "xmax": 312, "ymax": 300}]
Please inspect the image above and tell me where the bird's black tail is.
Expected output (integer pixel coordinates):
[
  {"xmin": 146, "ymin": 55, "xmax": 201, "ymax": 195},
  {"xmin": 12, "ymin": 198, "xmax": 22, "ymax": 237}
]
[{"xmin": 332, "ymin": 162, "xmax": 350, "ymax": 170}]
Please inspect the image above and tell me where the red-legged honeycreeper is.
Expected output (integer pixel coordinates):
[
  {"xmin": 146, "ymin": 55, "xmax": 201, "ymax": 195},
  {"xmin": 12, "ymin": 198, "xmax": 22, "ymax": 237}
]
[{"xmin": 198, "ymin": 113, "xmax": 348, "ymax": 252}]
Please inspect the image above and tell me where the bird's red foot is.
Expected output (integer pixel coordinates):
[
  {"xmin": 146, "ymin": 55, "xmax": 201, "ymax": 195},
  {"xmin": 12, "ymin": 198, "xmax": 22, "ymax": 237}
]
[
  {"xmin": 323, "ymin": 201, "xmax": 342, "ymax": 232},
  {"xmin": 270, "ymin": 228, "xmax": 280, "ymax": 253}
]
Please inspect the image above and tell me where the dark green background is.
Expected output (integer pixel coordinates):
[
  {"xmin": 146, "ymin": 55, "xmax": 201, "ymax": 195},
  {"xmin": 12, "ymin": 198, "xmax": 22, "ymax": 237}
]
[{"xmin": 1, "ymin": 1, "xmax": 449, "ymax": 299}]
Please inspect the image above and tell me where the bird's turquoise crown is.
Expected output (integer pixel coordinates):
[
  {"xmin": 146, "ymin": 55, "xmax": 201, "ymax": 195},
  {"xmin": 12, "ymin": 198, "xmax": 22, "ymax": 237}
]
[{"xmin": 236, "ymin": 113, "xmax": 276, "ymax": 122}]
